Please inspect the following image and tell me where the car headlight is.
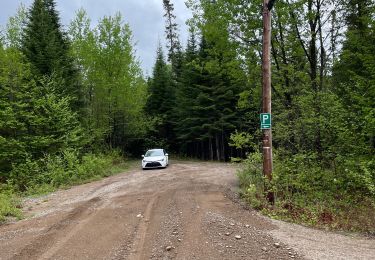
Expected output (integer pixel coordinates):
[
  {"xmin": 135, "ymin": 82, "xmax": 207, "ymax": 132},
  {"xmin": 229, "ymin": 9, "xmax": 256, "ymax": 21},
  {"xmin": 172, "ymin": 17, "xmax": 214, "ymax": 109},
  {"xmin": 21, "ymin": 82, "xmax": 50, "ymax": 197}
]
[{"xmin": 157, "ymin": 158, "xmax": 165, "ymax": 162}]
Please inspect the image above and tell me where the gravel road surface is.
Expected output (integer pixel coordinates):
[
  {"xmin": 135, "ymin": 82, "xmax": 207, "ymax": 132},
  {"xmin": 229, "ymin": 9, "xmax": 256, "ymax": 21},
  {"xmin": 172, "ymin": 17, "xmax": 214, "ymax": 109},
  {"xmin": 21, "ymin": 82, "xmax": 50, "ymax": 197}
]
[{"xmin": 0, "ymin": 161, "xmax": 374, "ymax": 260}]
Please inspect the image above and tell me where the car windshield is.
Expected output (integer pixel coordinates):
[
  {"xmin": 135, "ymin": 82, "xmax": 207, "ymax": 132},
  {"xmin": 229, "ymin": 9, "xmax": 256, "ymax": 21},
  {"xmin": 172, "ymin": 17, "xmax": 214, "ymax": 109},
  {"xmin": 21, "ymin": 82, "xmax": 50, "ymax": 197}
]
[{"xmin": 145, "ymin": 150, "xmax": 164, "ymax": 157}]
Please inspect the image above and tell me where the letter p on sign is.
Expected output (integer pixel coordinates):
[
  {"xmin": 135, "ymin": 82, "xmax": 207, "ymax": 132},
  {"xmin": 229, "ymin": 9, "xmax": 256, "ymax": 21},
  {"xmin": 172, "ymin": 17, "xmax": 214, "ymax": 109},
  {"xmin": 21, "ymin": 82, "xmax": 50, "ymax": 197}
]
[{"xmin": 260, "ymin": 113, "xmax": 272, "ymax": 129}]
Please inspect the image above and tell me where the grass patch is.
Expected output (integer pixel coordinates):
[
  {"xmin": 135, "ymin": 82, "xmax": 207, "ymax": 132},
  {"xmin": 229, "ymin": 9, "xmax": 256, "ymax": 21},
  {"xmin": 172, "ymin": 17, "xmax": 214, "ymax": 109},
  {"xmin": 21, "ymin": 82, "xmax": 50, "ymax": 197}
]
[{"xmin": 0, "ymin": 186, "xmax": 22, "ymax": 223}]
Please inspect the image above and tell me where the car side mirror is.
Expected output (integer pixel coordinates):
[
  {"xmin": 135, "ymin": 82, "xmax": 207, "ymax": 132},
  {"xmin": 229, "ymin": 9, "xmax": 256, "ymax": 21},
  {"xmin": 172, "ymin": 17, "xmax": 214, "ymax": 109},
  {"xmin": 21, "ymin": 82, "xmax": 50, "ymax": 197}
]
[
  {"xmin": 142, "ymin": 155, "xmax": 144, "ymax": 158},
  {"xmin": 165, "ymin": 153, "xmax": 169, "ymax": 156}
]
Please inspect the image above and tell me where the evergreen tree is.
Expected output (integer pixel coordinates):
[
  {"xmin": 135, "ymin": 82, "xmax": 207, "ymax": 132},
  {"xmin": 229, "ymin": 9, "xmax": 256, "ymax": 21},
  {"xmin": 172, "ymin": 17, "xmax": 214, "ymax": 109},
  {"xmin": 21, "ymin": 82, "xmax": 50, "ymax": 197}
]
[
  {"xmin": 175, "ymin": 32, "xmax": 207, "ymax": 157},
  {"xmin": 163, "ymin": 0, "xmax": 182, "ymax": 64},
  {"xmin": 21, "ymin": 0, "xmax": 82, "ymax": 111},
  {"xmin": 146, "ymin": 44, "xmax": 171, "ymax": 115},
  {"xmin": 0, "ymin": 47, "xmax": 84, "ymax": 179},
  {"xmin": 161, "ymin": 0, "xmax": 184, "ymax": 151},
  {"xmin": 175, "ymin": 30, "xmax": 200, "ymax": 145},
  {"xmin": 0, "ymin": 47, "xmax": 27, "ymax": 177},
  {"xmin": 174, "ymin": 29, "xmax": 245, "ymax": 160},
  {"xmin": 145, "ymin": 44, "xmax": 174, "ymax": 147}
]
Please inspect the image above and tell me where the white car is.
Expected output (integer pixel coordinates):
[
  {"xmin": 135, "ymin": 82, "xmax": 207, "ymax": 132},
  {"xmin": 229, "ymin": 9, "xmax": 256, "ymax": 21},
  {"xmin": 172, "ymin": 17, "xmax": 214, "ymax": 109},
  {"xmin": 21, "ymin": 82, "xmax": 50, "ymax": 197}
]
[{"xmin": 142, "ymin": 149, "xmax": 169, "ymax": 169}]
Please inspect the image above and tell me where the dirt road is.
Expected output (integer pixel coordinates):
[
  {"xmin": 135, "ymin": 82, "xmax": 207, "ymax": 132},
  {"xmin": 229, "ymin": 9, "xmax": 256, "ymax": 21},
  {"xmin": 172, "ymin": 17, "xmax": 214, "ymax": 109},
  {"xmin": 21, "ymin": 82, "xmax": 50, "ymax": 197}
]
[{"xmin": 0, "ymin": 161, "xmax": 374, "ymax": 260}]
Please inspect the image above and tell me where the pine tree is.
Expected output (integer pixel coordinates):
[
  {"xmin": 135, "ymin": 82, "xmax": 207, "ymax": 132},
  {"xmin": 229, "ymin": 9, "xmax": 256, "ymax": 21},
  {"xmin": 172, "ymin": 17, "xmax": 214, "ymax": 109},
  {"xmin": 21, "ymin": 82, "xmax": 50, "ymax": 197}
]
[
  {"xmin": 174, "ymin": 31, "xmax": 203, "ymax": 155},
  {"xmin": 0, "ymin": 47, "xmax": 27, "ymax": 177},
  {"xmin": 21, "ymin": 0, "xmax": 82, "ymax": 111},
  {"xmin": 162, "ymin": 0, "xmax": 181, "ymax": 64},
  {"xmin": 174, "ymin": 31, "xmax": 245, "ymax": 160},
  {"xmin": 144, "ymin": 44, "xmax": 174, "ymax": 147},
  {"xmin": 0, "ymin": 47, "xmax": 84, "ymax": 179},
  {"xmin": 146, "ymin": 44, "xmax": 171, "ymax": 115},
  {"xmin": 161, "ymin": 0, "xmax": 184, "ymax": 151}
]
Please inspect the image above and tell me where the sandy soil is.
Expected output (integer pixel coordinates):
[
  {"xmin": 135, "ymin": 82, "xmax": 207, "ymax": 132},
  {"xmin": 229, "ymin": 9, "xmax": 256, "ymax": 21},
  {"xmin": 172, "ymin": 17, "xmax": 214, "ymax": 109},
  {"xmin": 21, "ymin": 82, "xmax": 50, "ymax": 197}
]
[{"xmin": 0, "ymin": 161, "xmax": 373, "ymax": 260}]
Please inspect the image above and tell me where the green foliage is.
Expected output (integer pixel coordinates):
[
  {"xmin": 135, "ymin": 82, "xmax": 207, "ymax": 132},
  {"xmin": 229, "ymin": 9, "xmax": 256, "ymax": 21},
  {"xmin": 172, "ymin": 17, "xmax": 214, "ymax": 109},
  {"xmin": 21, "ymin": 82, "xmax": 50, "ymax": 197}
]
[
  {"xmin": 174, "ymin": 31, "xmax": 247, "ymax": 159},
  {"xmin": 333, "ymin": 0, "xmax": 375, "ymax": 157},
  {"xmin": 0, "ymin": 185, "xmax": 22, "ymax": 222},
  {"xmin": 237, "ymin": 152, "xmax": 263, "ymax": 193},
  {"xmin": 146, "ymin": 44, "xmax": 173, "ymax": 116},
  {"xmin": 1, "ymin": 0, "xmax": 374, "ymax": 233},
  {"xmin": 229, "ymin": 131, "xmax": 257, "ymax": 150},
  {"xmin": 4, "ymin": 4, "xmax": 27, "ymax": 49},
  {"xmin": 69, "ymin": 10, "xmax": 148, "ymax": 151},
  {"xmin": 21, "ymin": 0, "xmax": 83, "ymax": 111},
  {"xmin": 162, "ymin": 0, "xmax": 182, "ymax": 63},
  {"xmin": 238, "ymin": 151, "xmax": 375, "ymax": 232},
  {"xmin": 0, "ymin": 150, "xmax": 126, "ymax": 222},
  {"xmin": 0, "ymin": 2, "xmax": 145, "ymax": 222},
  {"xmin": 0, "ymin": 52, "xmax": 86, "ymax": 176},
  {"xmin": 9, "ymin": 149, "xmax": 123, "ymax": 193}
]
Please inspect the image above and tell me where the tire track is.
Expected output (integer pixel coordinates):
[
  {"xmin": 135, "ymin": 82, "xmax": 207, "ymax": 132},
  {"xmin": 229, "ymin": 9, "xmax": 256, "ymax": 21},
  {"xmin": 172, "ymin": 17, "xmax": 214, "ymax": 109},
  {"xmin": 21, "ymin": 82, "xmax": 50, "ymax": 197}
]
[
  {"xmin": 11, "ymin": 197, "xmax": 102, "ymax": 260},
  {"xmin": 127, "ymin": 193, "xmax": 159, "ymax": 260}
]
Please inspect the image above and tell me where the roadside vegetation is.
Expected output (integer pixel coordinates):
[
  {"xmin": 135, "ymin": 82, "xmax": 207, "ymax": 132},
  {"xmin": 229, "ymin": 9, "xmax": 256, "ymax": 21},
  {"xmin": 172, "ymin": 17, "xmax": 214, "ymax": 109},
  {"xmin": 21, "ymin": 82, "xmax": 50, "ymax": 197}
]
[
  {"xmin": 0, "ymin": 150, "xmax": 129, "ymax": 222},
  {"xmin": 238, "ymin": 151, "xmax": 375, "ymax": 233}
]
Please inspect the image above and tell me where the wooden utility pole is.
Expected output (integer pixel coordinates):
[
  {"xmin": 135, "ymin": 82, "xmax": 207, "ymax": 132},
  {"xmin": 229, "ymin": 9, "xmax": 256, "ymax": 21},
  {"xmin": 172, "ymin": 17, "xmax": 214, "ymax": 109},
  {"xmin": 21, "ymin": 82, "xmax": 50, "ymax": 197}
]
[{"xmin": 262, "ymin": 0, "xmax": 276, "ymax": 204}]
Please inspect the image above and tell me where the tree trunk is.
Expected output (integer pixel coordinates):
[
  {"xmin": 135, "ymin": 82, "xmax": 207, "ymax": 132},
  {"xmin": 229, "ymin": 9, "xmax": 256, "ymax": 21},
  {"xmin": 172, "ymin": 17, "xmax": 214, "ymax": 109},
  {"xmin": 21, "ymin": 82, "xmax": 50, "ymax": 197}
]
[
  {"xmin": 308, "ymin": 0, "xmax": 322, "ymax": 158},
  {"xmin": 209, "ymin": 138, "xmax": 214, "ymax": 161},
  {"xmin": 221, "ymin": 132, "xmax": 225, "ymax": 161},
  {"xmin": 215, "ymin": 134, "xmax": 220, "ymax": 161},
  {"xmin": 201, "ymin": 141, "xmax": 205, "ymax": 160}
]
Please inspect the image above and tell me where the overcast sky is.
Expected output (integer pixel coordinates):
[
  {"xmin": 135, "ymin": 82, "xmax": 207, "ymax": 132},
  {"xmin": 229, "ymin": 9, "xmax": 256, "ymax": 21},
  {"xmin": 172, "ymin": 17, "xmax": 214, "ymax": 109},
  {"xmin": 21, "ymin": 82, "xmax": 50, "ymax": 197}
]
[{"xmin": 0, "ymin": 0, "xmax": 192, "ymax": 75}]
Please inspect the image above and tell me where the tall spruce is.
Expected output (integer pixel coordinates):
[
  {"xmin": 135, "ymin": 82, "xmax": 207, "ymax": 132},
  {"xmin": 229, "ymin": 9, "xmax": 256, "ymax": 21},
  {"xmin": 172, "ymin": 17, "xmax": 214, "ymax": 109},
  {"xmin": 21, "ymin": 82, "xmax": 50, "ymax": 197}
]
[
  {"xmin": 160, "ymin": 0, "xmax": 183, "ymax": 150},
  {"xmin": 0, "ymin": 47, "xmax": 84, "ymax": 180},
  {"xmin": 146, "ymin": 44, "xmax": 171, "ymax": 115},
  {"xmin": 162, "ymin": 0, "xmax": 181, "ymax": 63},
  {"xmin": 162, "ymin": 0, "xmax": 183, "ymax": 81},
  {"xmin": 145, "ymin": 43, "xmax": 174, "ymax": 147},
  {"xmin": 21, "ymin": 0, "xmax": 82, "ymax": 111},
  {"xmin": 174, "ymin": 30, "xmax": 245, "ymax": 160},
  {"xmin": 175, "ymin": 30, "xmax": 202, "ymax": 156}
]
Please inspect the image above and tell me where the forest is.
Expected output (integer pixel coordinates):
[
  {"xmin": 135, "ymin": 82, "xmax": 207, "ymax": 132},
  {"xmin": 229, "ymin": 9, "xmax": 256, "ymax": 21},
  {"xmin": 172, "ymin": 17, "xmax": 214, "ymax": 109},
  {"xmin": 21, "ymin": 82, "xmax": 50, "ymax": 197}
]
[{"xmin": 0, "ymin": 0, "xmax": 374, "ymax": 231}]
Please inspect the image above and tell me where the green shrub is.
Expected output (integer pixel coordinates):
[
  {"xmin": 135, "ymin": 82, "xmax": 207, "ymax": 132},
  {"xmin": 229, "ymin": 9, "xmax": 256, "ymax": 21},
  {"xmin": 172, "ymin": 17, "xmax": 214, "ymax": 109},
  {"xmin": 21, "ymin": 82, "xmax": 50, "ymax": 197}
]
[
  {"xmin": 237, "ymin": 151, "xmax": 263, "ymax": 191},
  {"xmin": 0, "ymin": 185, "xmax": 21, "ymax": 222},
  {"xmin": 75, "ymin": 153, "xmax": 113, "ymax": 181},
  {"xmin": 334, "ymin": 156, "xmax": 375, "ymax": 197},
  {"xmin": 237, "ymin": 152, "xmax": 269, "ymax": 210},
  {"xmin": 9, "ymin": 157, "xmax": 42, "ymax": 192},
  {"xmin": 9, "ymin": 149, "xmax": 125, "ymax": 195},
  {"xmin": 238, "ymin": 150, "xmax": 375, "ymax": 232}
]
